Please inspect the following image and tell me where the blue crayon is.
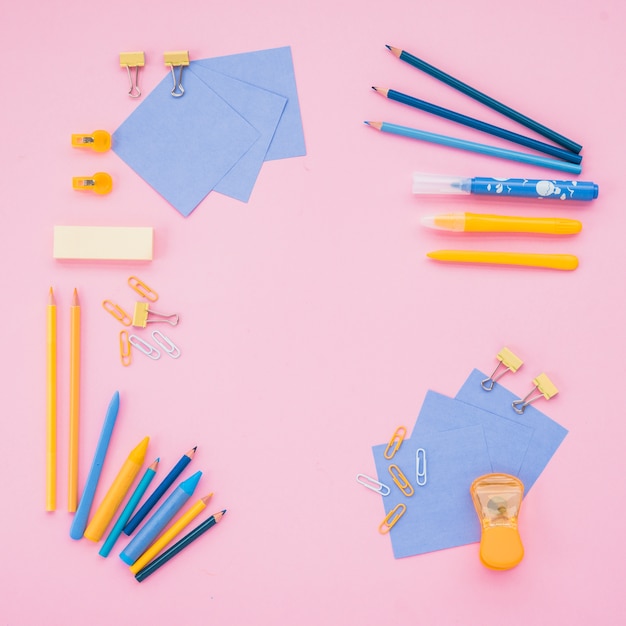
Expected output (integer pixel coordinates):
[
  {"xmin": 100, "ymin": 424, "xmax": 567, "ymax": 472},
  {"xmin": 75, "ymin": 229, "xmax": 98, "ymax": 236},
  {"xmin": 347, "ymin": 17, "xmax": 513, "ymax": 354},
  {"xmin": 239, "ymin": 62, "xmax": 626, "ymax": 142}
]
[
  {"xmin": 99, "ymin": 458, "xmax": 159, "ymax": 557},
  {"xmin": 70, "ymin": 392, "xmax": 120, "ymax": 540},
  {"xmin": 119, "ymin": 471, "xmax": 202, "ymax": 566}
]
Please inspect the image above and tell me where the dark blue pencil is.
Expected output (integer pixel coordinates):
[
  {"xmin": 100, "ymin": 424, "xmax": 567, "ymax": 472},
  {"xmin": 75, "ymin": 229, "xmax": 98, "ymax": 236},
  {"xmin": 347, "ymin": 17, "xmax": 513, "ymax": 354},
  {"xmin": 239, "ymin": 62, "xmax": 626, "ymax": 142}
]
[
  {"xmin": 386, "ymin": 45, "xmax": 582, "ymax": 155},
  {"xmin": 123, "ymin": 446, "xmax": 196, "ymax": 535},
  {"xmin": 372, "ymin": 87, "xmax": 581, "ymax": 165}
]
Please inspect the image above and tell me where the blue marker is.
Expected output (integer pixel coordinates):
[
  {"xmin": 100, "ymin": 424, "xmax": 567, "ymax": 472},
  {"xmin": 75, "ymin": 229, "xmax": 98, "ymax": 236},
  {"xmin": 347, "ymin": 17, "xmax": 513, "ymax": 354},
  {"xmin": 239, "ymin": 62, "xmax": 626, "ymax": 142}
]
[
  {"xmin": 412, "ymin": 173, "xmax": 598, "ymax": 201},
  {"xmin": 70, "ymin": 391, "xmax": 120, "ymax": 540}
]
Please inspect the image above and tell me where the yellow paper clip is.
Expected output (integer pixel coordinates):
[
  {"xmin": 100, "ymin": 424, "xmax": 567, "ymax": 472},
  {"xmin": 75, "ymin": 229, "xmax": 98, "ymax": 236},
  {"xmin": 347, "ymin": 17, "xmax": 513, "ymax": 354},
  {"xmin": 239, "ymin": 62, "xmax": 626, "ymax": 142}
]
[
  {"xmin": 379, "ymin": 503, "xmax": 406, "ymax": 534},
  {"xmin": 481, "ymin": 347, "xmax": 524, "ymax": 391},
  {"xmin": 512, "ymin": 373, "xmax": 558, "ymax": 414},
  {"xmin": 128, "ymin": 276, "xmax": 159, "ymax": 302},
  {"xmin": 164, "ymin": 50, "xmax": 189, "ymax": 97},
  {"xmin": 103, "ymin": 300, "xmax": 132, "ymax": 326},
  {"xmin": 119, "ymin": 330, "xmax": 132, "ymax": 366},
  {"xmin": 388, "ymin": 464, "xmax": 414, "ymax": 497},
  {"xmin": 71, "ymin": 130, "xmax": 111, "ymax": 152},
  {"xmin": 72, "ymin": 172, "xmax": 113, "ymax": 195},
  {"xmin": 120, "ymin": 51, "xmax": 145, "ymax": 98},
  {"xmin": 384, "ymin": 426, "xmax": 407, "ymax": 460},
  {"xmin": 132, "ymin": 301, "xmax": 179, "ymax": 328}
]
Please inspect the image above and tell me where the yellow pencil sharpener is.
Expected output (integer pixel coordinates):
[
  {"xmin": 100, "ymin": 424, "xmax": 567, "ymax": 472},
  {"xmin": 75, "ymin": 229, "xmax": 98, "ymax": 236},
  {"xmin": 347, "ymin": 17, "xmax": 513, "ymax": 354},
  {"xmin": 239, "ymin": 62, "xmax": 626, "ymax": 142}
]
[{"xmin": 470, "ymin": 473, "xmax": 524, "ymax": 570}]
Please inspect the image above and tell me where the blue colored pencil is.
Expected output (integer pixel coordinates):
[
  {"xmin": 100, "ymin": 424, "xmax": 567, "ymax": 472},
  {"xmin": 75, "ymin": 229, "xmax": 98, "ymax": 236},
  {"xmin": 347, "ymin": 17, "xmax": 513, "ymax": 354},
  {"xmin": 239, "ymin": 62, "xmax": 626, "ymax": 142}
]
[
  {"xmin": 119, "ymin": 471, "xmax": 202, "ymax": 565},
  {"xmin": 134, "ymin": 510, "xmax": 226, "ymax": 582},
  {"xmin": 99, "ymin": 458, "xmax": 159, "ymax": 557},
  {"xmin": 124, "ymin": 446, "xmax": 196, "ymax": 535},
  {"xmin": 364, "ymin": 121, "xmax": 582, "ymax": 174},
  {"xmin": 386, "ymin": 45, "xmax": 582, "ymax": 155},
  {"xmin": 70, "ymin": 391, "xmax": 120, "ymax": 540},
  {"xmin": 372, "ymin": 87, "xmax": 581, "ymax": 165}
]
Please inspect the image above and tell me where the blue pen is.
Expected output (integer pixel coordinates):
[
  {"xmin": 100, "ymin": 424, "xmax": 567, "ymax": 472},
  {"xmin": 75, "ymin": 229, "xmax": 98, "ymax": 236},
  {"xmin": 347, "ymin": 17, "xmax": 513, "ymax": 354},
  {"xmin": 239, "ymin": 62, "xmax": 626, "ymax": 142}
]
[
  {"xmin": 365, "ymin": 122, "xmax": 582, "ymax": 175},
  {"xmin": 119, "ymin": 471, "xmax": 202, "ymax": 565},
  {"xmin": 99, "ymin": 458, "xmax": 159, "ymax": 557},
  {"xmin": 70, "ymin": 391, "xmax": 120, "ymax": 540},
  {"xmin": 412, "ymin": 172, "xmax": 598, "ymax": 201}
]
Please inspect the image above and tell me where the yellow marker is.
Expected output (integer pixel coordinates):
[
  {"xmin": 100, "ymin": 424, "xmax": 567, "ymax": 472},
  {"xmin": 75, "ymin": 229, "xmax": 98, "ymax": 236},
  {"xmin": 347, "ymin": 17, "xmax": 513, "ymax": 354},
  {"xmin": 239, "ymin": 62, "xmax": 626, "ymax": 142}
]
[
  {"xmin": 129, "ymin": 493, "xmax": 213, "ymax": 574},
  {"xmin": 427, "ymin": 250, "xmax": 578, "ymax": 271},
  {"xmin": 421, "ymin": 213, "xmax": 582, "ymax": 234},
  {"xmin": 84, "ymin": 436, "xmax": 149, "ymax": 542}
]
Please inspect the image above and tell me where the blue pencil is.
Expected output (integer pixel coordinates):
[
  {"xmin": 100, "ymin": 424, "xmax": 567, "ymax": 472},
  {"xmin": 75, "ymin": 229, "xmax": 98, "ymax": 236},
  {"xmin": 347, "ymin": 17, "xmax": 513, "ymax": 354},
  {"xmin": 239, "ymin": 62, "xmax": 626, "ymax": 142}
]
[
  {"xmin": 386, "ymin": 45, "xmax": 582, "ymax": 155},
  {"xmin": 99, "ymin": 458, "xmax": 159, "ymax": 557},
  {"xmin": 364, "ymin": 121, "xmax": 582, "ymax": 174},
  {"xmin": 372, "ymin": 87, "xmax": 581, "ymax": 165},
  {"xmin": 123, "ymin": 446, "xmax": 196, "ymax": 535},
  {"xmin": 119, "ymin": 471, "xmax": 202, "ymax": 565},
  {"xmin": 69, "ymin": 391, "xmax": 120, "ymax": 540}
]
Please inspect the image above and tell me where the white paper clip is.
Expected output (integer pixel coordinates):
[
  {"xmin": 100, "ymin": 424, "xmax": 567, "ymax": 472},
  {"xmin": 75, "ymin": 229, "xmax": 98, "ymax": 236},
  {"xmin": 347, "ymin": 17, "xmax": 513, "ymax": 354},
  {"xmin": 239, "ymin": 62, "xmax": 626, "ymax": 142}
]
[
  {"xmin": 481, "ymin": 347, "xmax": 523, "ymax": 391},
  {"xmin": 151, "ymin": 330, "xmax": 181, "ymax": 359},
  {"xmin": 128, "ymin": 335, "xmax": 161, "ymax": 360},
  {"xmin": 416, "ymin": 448, "xmax": 427, "ymax": 486},
  {"xmin": 356, "ymin": 473, "xmax": 391, "ymax": 496},
  {"xmin": 512, "ymin": 373, "xmax": 558, "ymax": 414}
]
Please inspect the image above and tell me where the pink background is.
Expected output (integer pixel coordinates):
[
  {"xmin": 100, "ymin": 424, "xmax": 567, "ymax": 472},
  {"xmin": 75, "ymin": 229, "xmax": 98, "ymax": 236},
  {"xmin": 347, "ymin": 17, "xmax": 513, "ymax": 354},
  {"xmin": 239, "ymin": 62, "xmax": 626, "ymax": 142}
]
[{"xmin": 2, "ymin": 0, "xmax": 625, "ymax": 624}]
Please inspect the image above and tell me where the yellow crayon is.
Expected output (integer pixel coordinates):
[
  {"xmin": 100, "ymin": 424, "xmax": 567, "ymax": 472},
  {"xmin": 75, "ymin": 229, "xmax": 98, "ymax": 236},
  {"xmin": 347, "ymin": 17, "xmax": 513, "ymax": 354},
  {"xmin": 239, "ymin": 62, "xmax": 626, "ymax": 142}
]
[
  {"xmin": 84, "ymin": 437, "xmax": 149, "ymax": 542},
  {"xmin": 129, "ymin": 493, "xmax": 213, "ymax": 574}
]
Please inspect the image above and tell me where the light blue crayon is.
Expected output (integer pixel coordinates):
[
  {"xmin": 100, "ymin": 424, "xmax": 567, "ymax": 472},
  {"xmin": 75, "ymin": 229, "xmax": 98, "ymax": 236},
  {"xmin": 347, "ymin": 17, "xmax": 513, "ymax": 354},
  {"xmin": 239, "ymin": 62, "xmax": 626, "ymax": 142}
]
[
  {"xmin": 119, "ymin": 471, "xmax": 202, "ymax": 565},
  {"xmin": 99, "ymin": 459, "xmax": 159, "ymax": 557},
  {"xmin": 70, "ymin": 392, "xmax": 120, "ymax": 540}
]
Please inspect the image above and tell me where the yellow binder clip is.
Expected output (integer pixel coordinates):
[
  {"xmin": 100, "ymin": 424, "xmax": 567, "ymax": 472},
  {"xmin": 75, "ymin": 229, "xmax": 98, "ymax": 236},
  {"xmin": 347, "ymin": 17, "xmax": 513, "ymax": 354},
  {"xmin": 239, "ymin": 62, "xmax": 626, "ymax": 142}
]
[
  {"xmin": 164, "ymin": 50, "xmax": 189, "ymax": 97},
  {"xmin": 512, "ymin": 373, "xmax": 558, "ymax": 414},
  {"xmin": 71, "ymin": 130, "xmax": 111, "ymax": 152},
  {"xmin": 72, "ymin": 172, "xmax": 113, "ymax": 195},
  {"xmin": 481, "ymin": 347, "xmax": 523, "ymax": 391},
  {"xmin": 471, "ymin": 473, "xmax": 525, "ymax": 570},
  {"xmin": 120, "ymin": 51, "xmax": 145, "ymax": 98},
  {"xmin": 132, "ymin": 301, "xmax": 179, "ymax": 328}
]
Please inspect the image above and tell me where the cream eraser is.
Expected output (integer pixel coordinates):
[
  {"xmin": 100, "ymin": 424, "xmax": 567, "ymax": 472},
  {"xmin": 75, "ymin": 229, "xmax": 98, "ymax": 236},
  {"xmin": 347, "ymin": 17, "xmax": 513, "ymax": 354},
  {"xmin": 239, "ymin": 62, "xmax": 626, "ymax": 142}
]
[{"xmin": 53, "ymin": 226, "xmax": 154, "ymax": 261}]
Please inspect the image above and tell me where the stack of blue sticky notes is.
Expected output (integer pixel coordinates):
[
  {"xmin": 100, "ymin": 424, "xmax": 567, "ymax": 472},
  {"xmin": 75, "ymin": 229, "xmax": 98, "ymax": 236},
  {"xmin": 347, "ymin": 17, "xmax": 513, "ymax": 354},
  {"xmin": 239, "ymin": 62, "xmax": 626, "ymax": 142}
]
[
  {"xmin": 113, "ymin": 47, "xmax": 306, "ymax": 217},
  {"xmin": 371, "ymin": 368, "xmax": 568, "ymax": 559}
]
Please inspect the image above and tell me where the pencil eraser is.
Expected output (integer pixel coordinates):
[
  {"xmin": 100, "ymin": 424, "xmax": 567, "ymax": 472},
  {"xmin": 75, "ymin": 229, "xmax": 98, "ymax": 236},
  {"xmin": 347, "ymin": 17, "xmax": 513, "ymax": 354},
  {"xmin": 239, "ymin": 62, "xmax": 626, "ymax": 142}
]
[{"xmin": 53, "ymin": 226, "xmax": 154, "ymax": 261}]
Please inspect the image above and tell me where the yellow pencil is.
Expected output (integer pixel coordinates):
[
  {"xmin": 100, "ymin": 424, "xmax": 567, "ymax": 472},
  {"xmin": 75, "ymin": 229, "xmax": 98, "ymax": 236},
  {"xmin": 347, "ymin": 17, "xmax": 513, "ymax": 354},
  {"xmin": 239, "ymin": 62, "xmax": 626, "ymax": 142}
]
[
  {"xmin": 46, "ymin": 288, "xmax": 57, "ymax": 512},
  {"xmin": 129, "ymin": 493, "xmax": 213, "ymax": 574},
  {"xmin": 68, "ymin": 288, "xmax": 81, "ymax": 512},
  {"xmin": 84, "ymin": 436, "xmax": 150, "ymax": 542}
]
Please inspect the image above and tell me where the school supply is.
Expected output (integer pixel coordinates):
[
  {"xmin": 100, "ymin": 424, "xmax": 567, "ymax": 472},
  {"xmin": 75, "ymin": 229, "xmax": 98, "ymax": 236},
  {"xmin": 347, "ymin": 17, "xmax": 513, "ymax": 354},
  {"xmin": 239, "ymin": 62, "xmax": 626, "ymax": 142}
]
[
  {"xmin": 470, "ymin": 473, "xmax": 525, "ymax": 570},
  {"xmin": 364, "ymin": 121, "xmax": 582, "ymax": 174},
  {"xmin": 421, "ymin": 213, "xmax": 582, "ymax": 235},
  {"xmin": 68, "ymin": 288, "xmax": 81, "ymax": 512},
  {"xmin": 100, "ymin": 458, "xmax": 159, "ymax": 557},
  {"xmin": 84, "ymin": 437, "xmax": 150, "ymax": 542},
  {"xmin": 356, "ymin": 474, "xmax": 391, "ymax": 496},
  {"xmin": 128, "ymin": 276, "xmax": 158, "ymax": 302},
  {"xmin": 426, "ymin": 250, "xmax": 579, "ymax": 270},
  {"xmin": 134, "ymin": 510, "xmax": 226, "ymax": 582},
  {"xmin": 72, "ymin": 172, "xmax": 113, "ymax": 194},
  {"xmin": 70, "ymin": 391, "xmax": 120, "ymax": 540},
  {"xmin": 129, "ymin": 493, "xmax": 213, "ymax": 574},
  {"xmin": 53, "ymin": 226, "xmax": 154, "ymax": 261},
  {"xmin": 411, "ymin": 173, "xmax": 599, "ymax": 201},
  {"xmin": 151, "ymin": 331, "xmax": 181, "ymax": 358},
  {"xmin": 132, "ymin": 302, "xmax": 179, "ymax": 327},
  {"xmin": 512, "ymin": 373, "xmax": 558, "ymax": 414},
  {"xmin": 164, "ymin": 50, "xmax": 189, "ymax": 97},
  {"xmin": 120, "ymin": 471, "xmax": 202, "ymax": 565},
  {"xmin": 46, "ymin": 288, "xmax": 57, "ymax": 512},
  {"xmin": 71, "ymin": 130, "xmax": 112, "ymax": 152},
  {"xmin": 385, "ymin": 45, "xmax": 582, "ymax": 154},
  {"xmin": 128, "ymin": 335, "xmax": 161, "ymax": 360},
  {"xmin": 372, "ymin": 87, "xmax": 581, "ymax": 164},
  {"xmin": 383, "ymin": 426, "xmax": 407, "ymax": 459},
  {"xmin": 120, "ymin": 52, "xmax": 145, "ymax": 98},
  {"xmin": 124, "ymin": 446, "xmax": 197, "ymax": 535},
  {"xmin": 481, "ymin": 347, "xmax": 523, "ymax": 391}
]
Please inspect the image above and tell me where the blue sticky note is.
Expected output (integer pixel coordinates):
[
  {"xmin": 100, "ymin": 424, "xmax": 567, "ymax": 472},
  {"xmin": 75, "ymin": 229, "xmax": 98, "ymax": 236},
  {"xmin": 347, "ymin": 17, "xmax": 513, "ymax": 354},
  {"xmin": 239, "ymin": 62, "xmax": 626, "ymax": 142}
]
[
  {"xmin": 455, "ymin": 369, "xmax": 568, "ymax": 493},
  {"xmin": 411, "ymin": 391, "xmax": 534, "ymax": 477},
  {"xmin": 189, "ymin": 64, "xmax": 287, "ymax": 202},
  {"xmin": 194, "ymin": 46, "xmax": 306, "ymax": 161},
  {"xmin": 113, "ymin": 71, "xmax": 260, "ymax": 217},
  {"xmin": 373, "ymin": 426, "xmax": 492, "ymax": 558}
]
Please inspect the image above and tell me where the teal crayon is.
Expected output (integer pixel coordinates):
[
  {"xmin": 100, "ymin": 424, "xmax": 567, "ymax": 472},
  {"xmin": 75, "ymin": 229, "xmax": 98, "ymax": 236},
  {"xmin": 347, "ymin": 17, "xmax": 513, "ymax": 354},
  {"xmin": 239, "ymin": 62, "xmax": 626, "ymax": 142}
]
[{"xmin": 99, "ymin": 458, "xmax": 159, "ymax": 557}]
